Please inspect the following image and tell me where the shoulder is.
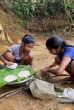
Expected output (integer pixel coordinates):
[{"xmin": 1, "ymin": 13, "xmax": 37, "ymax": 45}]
[
  {"xmin": 10, "ymin": 44, "xmax": 20, "ymax": 48},
  {"xmin": 8, "ymin": 44, "xmax": 21, "ymax": 52},
  {"xmin": 63, "ymin": 46, "xmax": 74, "ymax": 57},
  {"xmin": 64, "ymin": 46, "xmax": 74, "ymax": 53},
  {"xmin": 8, "ymin": 44, "xmax": 20, "ymax": 49}
]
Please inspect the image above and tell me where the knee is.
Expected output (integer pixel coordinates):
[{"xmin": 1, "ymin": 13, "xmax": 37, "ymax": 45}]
[
  {"xmin": 23, "ymin": 55, "xmax": 32, "ymax": 61},
  {"xmin": 23, "ymin": 56, "xmax": 33, "ymax": 65},
  {"xmin": 3, "ymin": 52, "xmax": 14, "ymax": 62}
]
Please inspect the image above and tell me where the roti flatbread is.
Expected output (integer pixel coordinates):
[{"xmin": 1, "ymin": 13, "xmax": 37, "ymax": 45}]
[
  {"xmin": 4, "ymin": 75, "xmax": 17, "ymax": 82},
  {"xmin": 6, "ymin": 63, "xmax": 18, "ymax": 69},
  {"xmin": 18, "ymin": 70, "xmax": 30, "ymax": 78}
]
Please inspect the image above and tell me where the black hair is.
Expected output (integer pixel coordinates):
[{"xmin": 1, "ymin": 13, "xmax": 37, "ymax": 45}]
[
  {"xmin": 22, "ymin": 34, "xmax": 35, "ymax": 44},
  {"xmin": 46, "ymin": 35, "xmax": 67, "ymax": 50}
]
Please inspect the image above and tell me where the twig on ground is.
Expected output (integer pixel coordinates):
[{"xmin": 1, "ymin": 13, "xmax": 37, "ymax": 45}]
[{"xmin": 0, "ymin": 85, "xmax": 29, "ymax": 103}]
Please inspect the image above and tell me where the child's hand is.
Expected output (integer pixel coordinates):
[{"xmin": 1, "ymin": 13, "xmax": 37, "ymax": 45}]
[
  {"xmin": 5, "ymin": 61, "xmax": 14, "ymax": 66},
  {"xmin": 39, "ymin": 66, "xmax": 50, "ymax": 79},
  {"xmin": 41, "ymin": 66, "xmax": 50, "ymax": 73}
]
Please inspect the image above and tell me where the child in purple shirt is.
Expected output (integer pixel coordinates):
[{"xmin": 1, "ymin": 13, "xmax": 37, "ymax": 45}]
[
  {"xmin": 0, "ymin": 34, "xmax": 35, "ymax": 66},
  {"xmin": 41, "ymin": 35, "xmax": 74, "ymax": 79}
]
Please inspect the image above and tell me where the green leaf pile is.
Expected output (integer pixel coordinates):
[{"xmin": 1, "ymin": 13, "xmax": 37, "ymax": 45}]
[{"xmin": 0, "ymin": 65, "xmax": 33, "ymax": 88}]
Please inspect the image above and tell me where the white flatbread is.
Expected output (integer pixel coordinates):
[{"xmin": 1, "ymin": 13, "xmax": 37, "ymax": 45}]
[
  {"xmin": 18, "ymin": 70, "xmax": 30, "ymax": 78},
  {"xmin": 6, "ymin": 63, "xmax": 18, "ymax": 69},
  {"xmin": 4, "ymin": 75, "xmax": 17, "ymax": 82}
]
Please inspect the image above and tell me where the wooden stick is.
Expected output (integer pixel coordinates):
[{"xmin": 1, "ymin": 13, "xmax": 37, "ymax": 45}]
[
  {"xmin": 0, "ymin": 85, "xmax": 29, "ymax": 103},
  {"xmin": 0, "ymin": 87, "xmax": 22, "ymax": 99}
]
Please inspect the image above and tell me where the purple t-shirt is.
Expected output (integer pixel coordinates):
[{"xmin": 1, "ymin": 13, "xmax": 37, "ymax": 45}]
[
  {"xmin": 58, "ymin": 46, "xmax": 74, "ymax": 60},
  {"xmin": 8, "ymin": 44, "xmax": 31, "ymax": 61}
]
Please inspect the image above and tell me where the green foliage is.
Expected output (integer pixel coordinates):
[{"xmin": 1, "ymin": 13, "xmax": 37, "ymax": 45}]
[
  {"xmin": 33, "ymin": 0, "xmax": 65, "ymax": 16},
  {"xmin": 12, "ymin": 0, "xmax": 65, "ymax": 18},
  {"xmin": 12, "ymin": 0, "xmax": 33, "ymax": 20},
  {"xmin": 0, "ymin": 65, "xmax": 33, "ymax": 88},
  {"xmin": 11, "ymin": 0, "xmax": 74, "ymax": 25},
  {"xmin": 64, "ymin": 0, "xmax": 74, "ymax": 23}
]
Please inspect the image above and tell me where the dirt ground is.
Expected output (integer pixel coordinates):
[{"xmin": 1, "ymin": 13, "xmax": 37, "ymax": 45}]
[
  {"xmin": 0, "ymin": 4, "xmax": 74, "ymax": 109},
  {"xmin": 0, "ymin": 37, "xmax": 74, "ymax": 110}
]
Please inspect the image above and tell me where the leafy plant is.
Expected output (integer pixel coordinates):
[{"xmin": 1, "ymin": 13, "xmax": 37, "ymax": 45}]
[
  {"xmin": 63, "ymin": 0, "xmax": 74, "ymax": 23},
  {"xmin": 11, "ymin": 0, "xmax": 74, "ymax": 27},
  {"xmin": 12, "ymin": 0, "xmax": 33, "ymax": 20}
]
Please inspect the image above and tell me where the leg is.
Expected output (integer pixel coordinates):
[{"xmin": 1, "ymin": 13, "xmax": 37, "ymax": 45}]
[
  {"xmin": 69, "ymin": 61, "xmax": 74, "ymax": 78},
  {"xmin": 55, "ymin": 56, "xmax": 72, "ymax": 76},
  {"xmin": 61, "ymin": 60, "xmax": 74, "ymax": 80},
  {"xmin": 2, "ymin": 52, "xmax": 15, "ymax": 62},
  {"xmin": 21, "ymin": 55, "xmax": 33, "ymax": 66}
]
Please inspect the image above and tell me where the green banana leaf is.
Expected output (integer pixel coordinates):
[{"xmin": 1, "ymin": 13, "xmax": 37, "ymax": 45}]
[{"xmin": 0, "ymin": 65, "xmax": 33, "ymax": 88}]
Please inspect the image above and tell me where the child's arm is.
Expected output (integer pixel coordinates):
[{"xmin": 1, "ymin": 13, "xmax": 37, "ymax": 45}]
[
  {"xmin": 47, "ymin": 62, "xmax": 58, "ymax": 68},
  {"xmin": 41, "ymin": 61, "xmax": 57, "ymax": 74},
  {"xmin": 42, "ymin": 55, "xmax": 60, "ymax": 73},
  {"xmin": 0, "ymin": 53, "xmax": 7, "ymax": 64},
  {"xmin": 48, "ymin": 56, "xmax": 71, "ymax": 75},
  {"xmin": 0, "ymin": 54, "xmax": 13, "ymax": 66}
]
